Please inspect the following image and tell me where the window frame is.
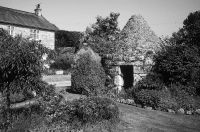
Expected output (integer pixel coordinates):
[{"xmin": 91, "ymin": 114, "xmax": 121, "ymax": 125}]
[
  {"xmin": 8, "ymin": 25, "xmax": 14, "ymax": 36},
  {"xmin": 30, "ymin": 29, "xmax": 39, "ymax": 40}
]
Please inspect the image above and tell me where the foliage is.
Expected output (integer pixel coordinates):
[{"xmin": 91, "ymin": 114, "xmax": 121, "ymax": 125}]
[
  {"xmin": 153, "ymin": 44, "xmax": 200, "ymax": 89},
  {"xmin": 0, "ymin": 29, "xmax": 51, "ymax": 101},
  {"xmin": 175, "ymin": 90, "xmax": 196, "ymax": 110},
  {"xmin": 88, "ymin": 12, "xmax": 120, "ymax": 41},
  {"xmin": 50, "ymin": 53, "xmax": 74, "ymax": 70},
  {"xmin": 134, "ymin": 88, "xmax": 179, "ymax": 111},
  {"xmin": 157, "ymin": 89, "xmax": 178, "ymax": 111},
  {"xmin": 0, "ymin": 29, "xmax": 56, "ymax": 130},
  {"xmin": 135, "ymin": 72, "xmax": 165, "ymax": 91},
  {"xmin": 183, "ymin": 11, "xmax": 200, "ymax": 47},
  {"xmin": 84, "ymin": 12, "xmax": 121, "ymax": 56},
  {"xmin": 135, "ymin": 89, "xmax": 160, "ymax": 109},
  {"xmin": 0, "ymin": 84, "xmax": 62, "ymax": 131},
  {"xmin": 55, "ymin": 30, "xmax": 82, "ymax": 50},
  {"xmin": 46, "ymin": 96, "xmax": 119, "ymax": 131},
  {"xmin": 133, "ymin": 10, "xmax": 200, "ymax": 112},
  {"xmin": 151, "ymin": 11, "xmax": 200, "ymax": 96},
  {"xmin": 71, "ymin": 47, "xmax": 106, "ymax": 96},
  {"xmin": 168, "ymin": 84, "xmax": 196, "ymax": 110},
  {"xmin": 1, "ymin": 106, "xmax": 45, "ymax": 131},
  {"xmin": 158, "ymin": 97, "xmax": 178, "ymax": 111}
]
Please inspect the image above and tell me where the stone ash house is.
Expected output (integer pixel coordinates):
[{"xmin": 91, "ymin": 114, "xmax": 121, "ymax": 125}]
[
  {"xmin": 103, "ymin": 15, "xmax": 161, "ymax": 90},
  {"xmin": 0, "ymin": 4, "xmax": 59, "ymax": 49}
]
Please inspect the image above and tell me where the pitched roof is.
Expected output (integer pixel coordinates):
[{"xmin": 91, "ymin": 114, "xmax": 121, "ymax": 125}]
[{"xmin": 0, "ymin": 6, "xmax": 59, "ymax": 31}]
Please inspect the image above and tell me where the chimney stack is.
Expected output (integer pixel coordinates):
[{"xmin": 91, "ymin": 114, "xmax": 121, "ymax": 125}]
[{"xmin": 34, "ymin": 4, "xmax": 42, "ymax": 16}]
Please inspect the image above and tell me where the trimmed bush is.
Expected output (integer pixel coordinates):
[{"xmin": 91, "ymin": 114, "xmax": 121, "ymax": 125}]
[{"xmin": 71, "ymin": 47, "xmax": 106, "ymax": 96}]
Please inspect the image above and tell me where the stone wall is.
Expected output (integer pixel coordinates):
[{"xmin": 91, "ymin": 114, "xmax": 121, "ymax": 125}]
[
  {"xmin": 104, "ymin": 15, "xmax": 161, "ymax": 87},
  {"xmin": 0, "ymin": 24, "xmax": 8, "ymax": 30},
  {"xmin": 39, "ymin": 30, "xmax": 55, "ymax": 49},
  {"xmin": 0, "ymin": 23, "xmax": 55, "ymax": 49},
  {"xmin": 103, "ymin": 54, "xmax": 153, "ymax": 88}
]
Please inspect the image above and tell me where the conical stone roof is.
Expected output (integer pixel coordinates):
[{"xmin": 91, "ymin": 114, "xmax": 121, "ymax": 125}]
[{"xmin": 120, "ymin": 15, "xmax": 161, "ymax": 58}]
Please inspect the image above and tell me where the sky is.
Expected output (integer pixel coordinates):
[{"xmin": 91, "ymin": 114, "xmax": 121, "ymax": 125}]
[{"xmin": 0, "ymin": 0, "xmax": 199, "ymax": 36}]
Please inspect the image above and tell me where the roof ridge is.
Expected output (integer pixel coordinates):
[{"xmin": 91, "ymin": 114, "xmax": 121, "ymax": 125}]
[
  {"xmin": 0, "ymin": 6, "xmax": 35, "ymax": 16},
  {"xmin": 0, "ymin": 5, "xmax": 59, "ymax": 31}
]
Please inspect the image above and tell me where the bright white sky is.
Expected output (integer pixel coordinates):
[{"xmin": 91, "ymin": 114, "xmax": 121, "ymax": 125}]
[{"xmin": 0, "ymin": 0, "xmax": 199, "ymax": 37}]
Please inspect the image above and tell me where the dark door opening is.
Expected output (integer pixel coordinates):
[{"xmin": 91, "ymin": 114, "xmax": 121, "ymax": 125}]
[{"xmin": 120, "ymin": 65, "xmax": 133, "ymax": 89}]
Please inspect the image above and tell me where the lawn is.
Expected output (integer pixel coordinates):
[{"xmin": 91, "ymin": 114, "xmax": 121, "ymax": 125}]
[
  {"xmin": 118, "ymin": 103, "xmax": 200, "ymax": 132},
  {"xmin": 42, "ymin": 74, "xmax": 71, "ymax": 82},
  {"xmin": 59, "ymin": 91, "xmax": 200, "ymax": 132},
  {"xmin": 42, "ymin": 74, "xmax": 71, "ymax": 87},
  {"xmin": 44, "ymin": 76, "xmax": 200, "ymax": 132}
]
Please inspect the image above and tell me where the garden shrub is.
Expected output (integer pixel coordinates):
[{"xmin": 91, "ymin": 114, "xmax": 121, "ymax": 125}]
[
  {"xmin": 169, "ymin": 84, "xmax": 197, "ymax": 97},
  {"xmin": 55, "ymin": 30, "xmax": 82, "ymax": 50},
  {"xmin": 175, "ymin": 90, "xmax": 196, "ymax": 110},
  {"xmin": 135, "ymin": 89, "xmax": 160, "ymax": 109},
  {"xmin": 0, "ymin": 29, "xmax": 58, "ymax": 131},
  {"xmin": 135, "ymin": 72, "xmax": 165, "ymax": 91},
  {"xmin": 150, "ymin": 11, "xmax": 200, "ymax": 96},
  {"xmin": 5, "ymin": 106, "xmax": 45, "ymax": 131},
  {"xmin": 134, "ymin": 83, "xmax": 197, "ymax": 111},
  {"xmin": 50, "ymin": 53, "xmax": 74, "ymax": 70},
  {"xmin": 46, "ymin": 96, "xmax": 120, "ymax": 131},
  {"xmin": 71, "ymin": 47, "xmax": 106, "ymax": 96},
  {"xmin": 158, "ymin": 97, "xmax": 178, "ymax": 111},
  {"xmin": 157, "ymin": 89, "xmax": 178, "ymax": 111}
]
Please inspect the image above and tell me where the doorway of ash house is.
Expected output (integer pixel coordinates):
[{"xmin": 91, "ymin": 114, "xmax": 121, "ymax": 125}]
[{"xmin": 120, "ymin": 65, "xmax": 133, "ymax": 89}]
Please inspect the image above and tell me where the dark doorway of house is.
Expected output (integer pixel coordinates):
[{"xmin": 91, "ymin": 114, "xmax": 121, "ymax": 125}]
[{"xmin": 120, "ymin": 65, "xmax": 133, "ymax": 89}]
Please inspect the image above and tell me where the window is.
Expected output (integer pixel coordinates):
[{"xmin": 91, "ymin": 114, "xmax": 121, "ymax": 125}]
[
  {"xmin": 8, "ymin": 26, "xmax": 14, "ymax": 36},
  {"xmin": 30, "ymin": 29, "xmax": 39, "ymax": 40}
]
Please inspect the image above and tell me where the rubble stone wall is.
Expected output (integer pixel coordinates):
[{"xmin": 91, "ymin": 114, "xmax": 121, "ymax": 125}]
[{"xmin": 0, "ymin": 23, "xmax": 55, "ymax": 49}]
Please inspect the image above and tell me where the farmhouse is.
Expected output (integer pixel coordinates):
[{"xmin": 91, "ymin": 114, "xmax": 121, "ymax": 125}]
[{"xmin": 0, "ymin": 4, "xmax": 58, "ymax": 49}]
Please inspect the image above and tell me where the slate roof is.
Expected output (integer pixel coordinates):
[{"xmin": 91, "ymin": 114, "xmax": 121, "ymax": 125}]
[{"xmin": 0, "ymin": 6, "xmax": 59, "ymax": 31}]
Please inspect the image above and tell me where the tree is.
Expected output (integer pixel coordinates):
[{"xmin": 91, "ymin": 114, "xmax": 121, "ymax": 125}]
[
  {"xmin": 0, "ymin": 29, "xmax": 54, "ymax": 129},
  {"xmin": 171, "ymin": 11, "xmax": 200, "ymax": 48},
  {"xmin": 183, "ymin": 11, "xmax": 200, "ymax": 47},
  {"xmin": 55, "ymin": 30, "xmax": 83, "ymax": 51},
  {"xmin": 84, "ymin": 12, "xmax": 121, "ymax": 56},
  {"xmin": 151, "ymin": 10, "xmax": 200, "ymax": 95},
  {"xmin": 88, "ymin": 12, "xmax": 120, "ymax": 40}
]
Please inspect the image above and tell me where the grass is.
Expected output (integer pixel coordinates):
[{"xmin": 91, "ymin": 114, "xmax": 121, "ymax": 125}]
[
  {"xmin": 42, "ymin": 74, "xmax": 71, "ymax": 87},
  {"xmin": 118, "ymin": 103, "xmax": 200, "ymax": 132},
  {"xmin": 60, "ymin": 91, "xmax": 200, "ymax": 132},
  {"xmin": 42, "ymin": 74, "xmax": 71, "ymax": 82},
  {"xmin": 43, "ymin": 77, "xmax": 200, "ymax": 132}
]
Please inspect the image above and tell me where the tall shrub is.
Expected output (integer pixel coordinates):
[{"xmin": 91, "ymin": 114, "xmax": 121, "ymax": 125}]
[
  {"xmin": 151, "ymin": 11, "xmax": 200, "ymax": 96},
  {"xmin": 71, "ymin": 47, "xmax": 106, "ymax": 96},
  {"xmin": 0, "ymin": 29, "xmax": 55, "ymax": 130}
]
